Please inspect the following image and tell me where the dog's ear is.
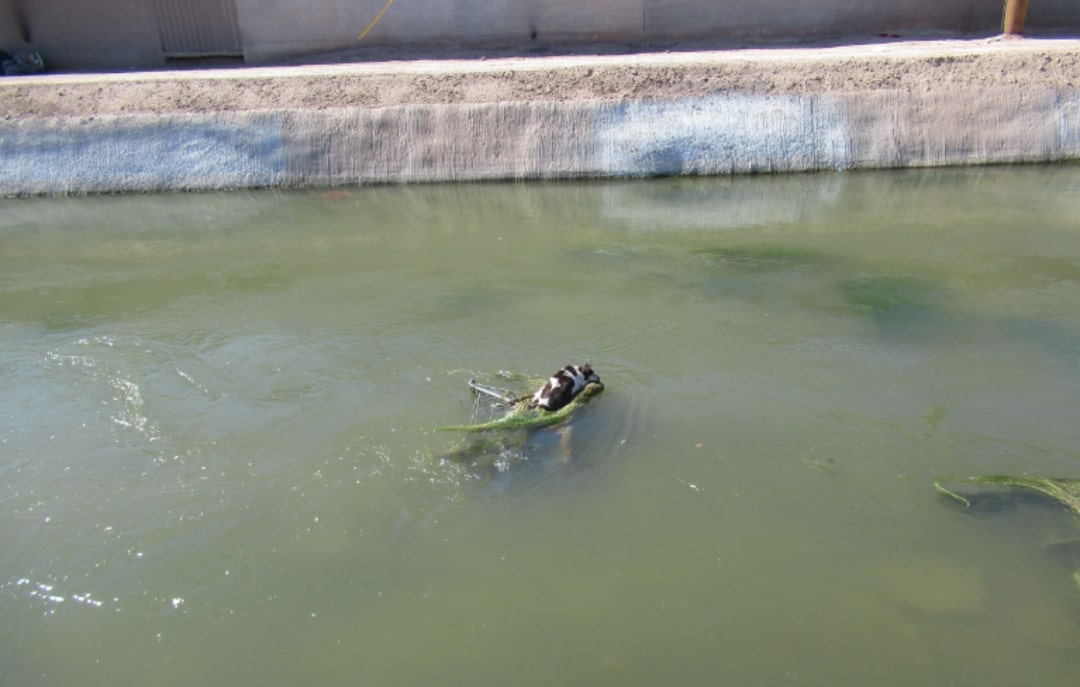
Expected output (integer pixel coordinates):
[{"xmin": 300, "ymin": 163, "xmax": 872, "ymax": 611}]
[{"xmin": 581, "ymin": 361, "xmax": 592, "ymax": 374}]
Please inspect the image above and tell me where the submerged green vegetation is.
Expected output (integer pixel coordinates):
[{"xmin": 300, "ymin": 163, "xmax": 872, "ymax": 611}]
[
  {"xmin": 838, "ymin": 274, "xmax": 947, "ymax": 331},
  {"xmin": 688, "ymin": 240, "xmax": 955, "ymax": 335},
  {"xmin": 692, "ymin": 244, "xmax": 830, "ymax": 271}
]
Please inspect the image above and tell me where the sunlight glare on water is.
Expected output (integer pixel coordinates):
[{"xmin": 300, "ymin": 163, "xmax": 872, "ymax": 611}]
[{"xmin": 2, "ymin": 167, "xmax": 1080, "ymax": 686}]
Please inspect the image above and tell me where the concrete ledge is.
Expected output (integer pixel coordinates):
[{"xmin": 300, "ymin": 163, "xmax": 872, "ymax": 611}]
[{"xmin": 2, "ymin": 39, "xmax": 1080, "ymax": 195}]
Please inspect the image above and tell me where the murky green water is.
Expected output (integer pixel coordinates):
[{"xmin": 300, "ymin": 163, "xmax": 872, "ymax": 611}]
[{"xmin": 3, "ymin": 167, "xmax": 1080, "ymax": 686}]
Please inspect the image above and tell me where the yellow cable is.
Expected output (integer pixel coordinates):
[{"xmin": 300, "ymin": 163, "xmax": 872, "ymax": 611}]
[{"xmin": 358, "ymin": 0, "xmax": 398, "ymax": 41}]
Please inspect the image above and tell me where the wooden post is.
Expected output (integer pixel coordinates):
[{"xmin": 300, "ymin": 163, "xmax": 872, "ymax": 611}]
[{"xmin": 1003, "ymin": 0, "xmax": 1030, "ymax": 35}]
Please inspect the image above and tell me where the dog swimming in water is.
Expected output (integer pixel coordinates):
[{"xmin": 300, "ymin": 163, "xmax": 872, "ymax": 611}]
[{"xmin": 527, "ymin": 363, "xmax": 602, "ymax": 412}]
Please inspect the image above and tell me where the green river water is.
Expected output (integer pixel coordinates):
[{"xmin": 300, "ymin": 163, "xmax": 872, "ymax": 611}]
[{"xmin": 2, "ymin": 167, "xmax": 1080, "ymax": 685}]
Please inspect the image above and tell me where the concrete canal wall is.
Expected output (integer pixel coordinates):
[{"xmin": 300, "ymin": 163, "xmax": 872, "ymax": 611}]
[{"xmin": 2, "ymin": 39, "xmax": 1080, "ymax": 195}]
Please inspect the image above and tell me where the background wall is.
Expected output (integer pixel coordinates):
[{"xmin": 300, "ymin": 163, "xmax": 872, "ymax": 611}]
[
  {"xmin": 0, "ymin": 0, "xmax": 165, "ymax": 69},
  {"xmin": 2, "ymin": 0, "xmax": 1079, "ymax": 70},
  {"xmin": 236, "ymin": 0, "xmax": 647, "ymax": 63}
]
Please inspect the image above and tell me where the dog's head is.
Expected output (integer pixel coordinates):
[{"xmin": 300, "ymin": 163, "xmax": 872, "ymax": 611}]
[{"xmin": 577, "ymin": 362, "xmax": 601, "ymax": 387}]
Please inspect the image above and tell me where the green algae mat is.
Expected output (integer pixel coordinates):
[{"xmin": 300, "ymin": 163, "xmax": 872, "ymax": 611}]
[
  {"xmin": 436, "ymin": 374, "xmax": 604, "ymax": 472},
  {"xmin": 440, "ymin": 380, "xmax": 604, "ymax": 432}
]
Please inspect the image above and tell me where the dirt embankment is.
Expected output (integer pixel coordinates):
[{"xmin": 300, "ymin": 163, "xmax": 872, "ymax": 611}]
[{"xmin": 2, "ymin": 37, "xmax": 1079, "ymax": 119}]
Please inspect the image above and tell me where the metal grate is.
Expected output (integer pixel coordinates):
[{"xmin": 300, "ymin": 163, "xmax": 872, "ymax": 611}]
[{"xmin": 155, "ymin": 0, "xmax": 243, "ymax": 57}]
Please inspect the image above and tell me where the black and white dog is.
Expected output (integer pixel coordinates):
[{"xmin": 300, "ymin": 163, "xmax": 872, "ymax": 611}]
[{"xmin": 528, "ymin": 363, "xmax": 602, "ymax": 412}]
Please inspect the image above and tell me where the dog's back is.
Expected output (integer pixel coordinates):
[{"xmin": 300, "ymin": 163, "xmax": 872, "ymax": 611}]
[{"xmin": 529, "ymin": 363, "xmax": 601, "ymax": 411}]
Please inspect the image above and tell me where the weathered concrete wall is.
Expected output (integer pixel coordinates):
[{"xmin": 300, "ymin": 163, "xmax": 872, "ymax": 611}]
[
  {"xmin": 3, "ymin": 0, "xmax": 1080, "ymax": 70},
  {"xmin": 240, "ymin": 0, "xmax": 1080, "ymax": 64},
  {"xmin": 2, "ymin": 42, "xmax": 1079, "ymax": 195},
  {"xmin": 0, "ymin": 0, "xmax": 165, "ymax": 70},
  {"xmin": 645, "ymin": 1, "xmax": 996, "ymax": 39},
  {"xmin": 237, "ymin": 0, "xmax": 648, "ymax": 63},
  {"xmin": 1, "ymin": 113, "xmax": 286, "ymax": 193},
  {"xmin": 4, "ymin": 90, "xmax": 1077, "ymax": 195}
]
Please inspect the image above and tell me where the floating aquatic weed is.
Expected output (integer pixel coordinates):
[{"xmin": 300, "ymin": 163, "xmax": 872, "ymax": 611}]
[
  {"xmin": 435, "ymin": 373, "xmax": 604, "ymax": 475},
  {"xmin": 935, "ymin": 474, "xmax": 1080, "ymax": 592},
  {"xmin": 934, "ymin": 475, "xmax": 1080, "ymax": 514},
  {"xmin": 439, "ymin": 380, "xmax": 603, "ymax": 433},
  {"xmin": 922, "ymin": 404, "xmax": 948, "ymax": 432}
]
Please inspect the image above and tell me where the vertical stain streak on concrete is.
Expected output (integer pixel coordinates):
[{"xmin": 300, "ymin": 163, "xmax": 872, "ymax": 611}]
[
  {"xmin": 281, "ymin": 101, "xmax": 602, "ymax": 185},
  {"xmin": 854, "ymin": 86, "xmax": 1078, "ymax": 168},
  {"xmin": 1059, "ymin": 92, "xmax": 1080, "ymax": 155}
]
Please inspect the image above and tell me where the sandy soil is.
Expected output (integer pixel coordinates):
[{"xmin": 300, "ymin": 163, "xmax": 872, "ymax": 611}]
[{"xmin": 2, "ymin": 36, "xmax": 1079, "ymax": 119}]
